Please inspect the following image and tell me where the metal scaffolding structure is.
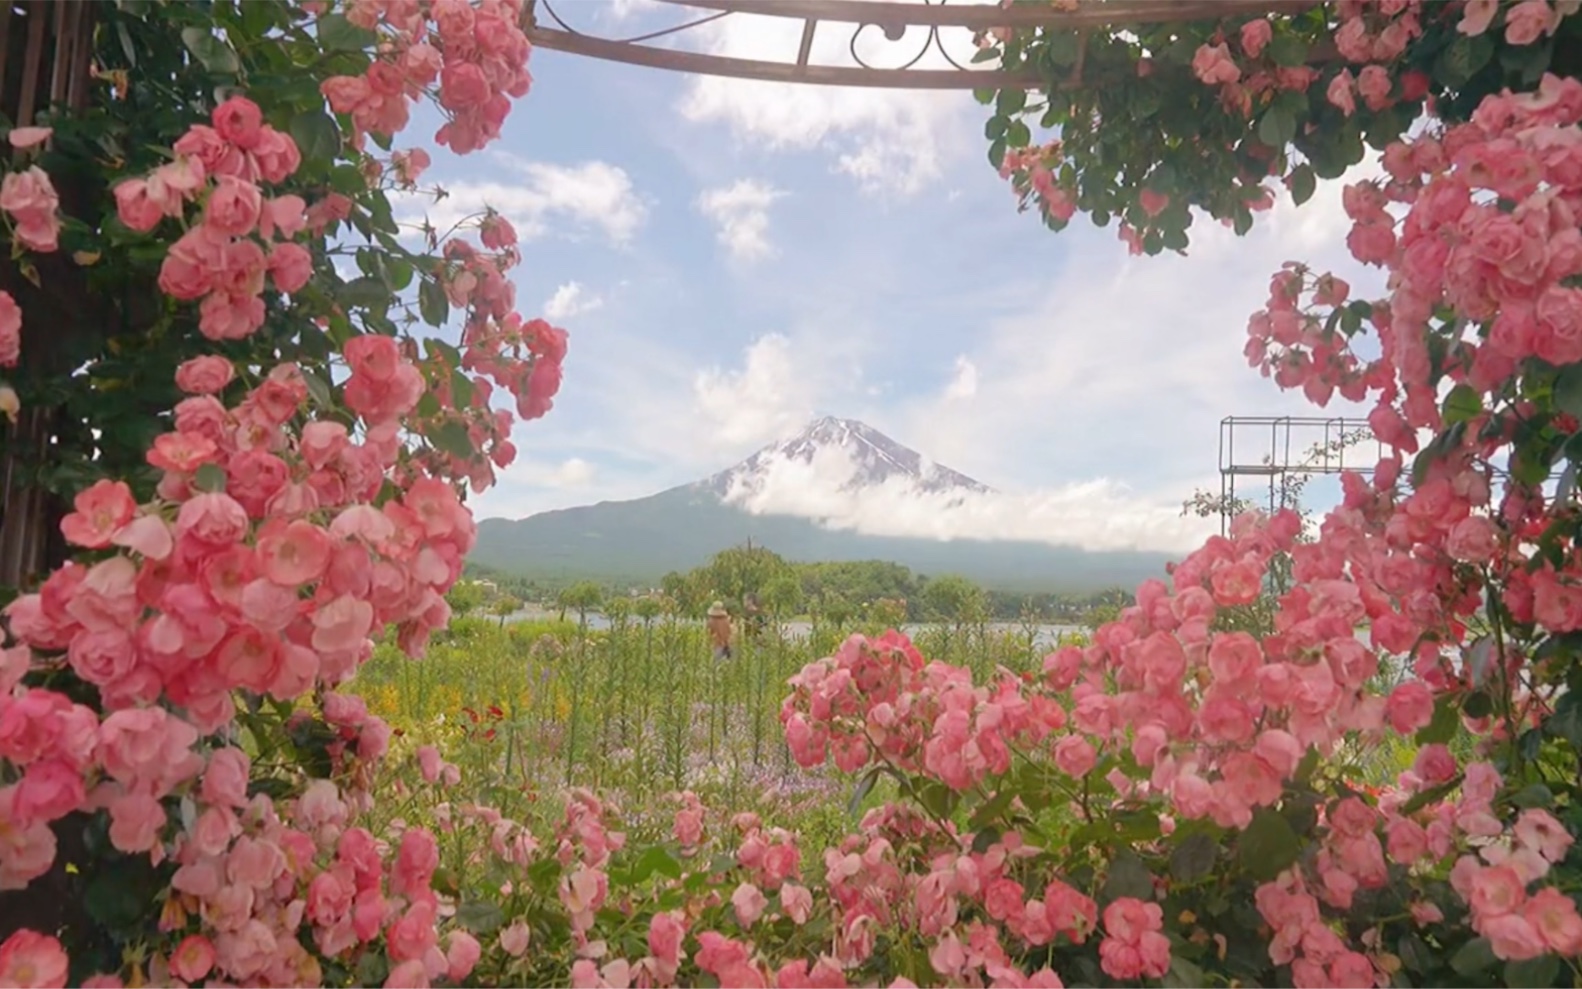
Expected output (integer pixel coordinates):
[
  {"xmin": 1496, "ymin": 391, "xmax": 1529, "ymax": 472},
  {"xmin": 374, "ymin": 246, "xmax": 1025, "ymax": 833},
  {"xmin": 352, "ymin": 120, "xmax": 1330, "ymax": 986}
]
[{"xmin": 1218, "ymin": 415, "xmax": 1381, "ymax": 534}]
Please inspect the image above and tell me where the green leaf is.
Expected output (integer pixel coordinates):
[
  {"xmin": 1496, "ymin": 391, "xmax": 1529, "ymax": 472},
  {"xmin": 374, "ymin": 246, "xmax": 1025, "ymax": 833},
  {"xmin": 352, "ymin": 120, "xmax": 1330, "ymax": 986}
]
[
  {"xmin": 451, "ymin": 369, "xmax": 475, "ymax": 409},
  {"xmin": 1443, "ymin": 383, "xmax": 1482, "ymax": 425},
  {"xmin": 419, "ymin": 279, "xmax": 450, "ymax": 328},
  {"xmin": 1555, "ymin": 365, "xmax": 1582, "ymax": 420},
  {"xmin": 848, "ymin": 768, "xmax": 877, "ymax": 816},
  {"xmin": 1005, "ymin": 120, "xmax": 1031, "ymax": 148},
  {"xmin": 988, "ymin": 137, "xmax": 1008, "ymax": 169},
  {"xmin": 995, "ymin": 87, "xmax": 1027, "ymax": 116},
  {"xmin": 1399, "ymin": 775, "xmax": 1463, "ymax": 815},
  {"xmin": 971, "ymin": 827, "xmax": 1002, "ymax": 855},
  {"xmin": 984, "ymin": 114, "xmax": 1009, "ymax": 140},
  {"xmin": 1450, "ymin": 938, "xmax": 1498, "ymax": 978},
  {"xmin": 430, "ymin": 420, "xmax": 475, "ymax": 460},
  {"xmin": 1436, "ymin": 32, "xmax": 1496, "ymax": 88},
  {"xmin": 1416, "ymin": 694, "xmax": 1461, "ymax": 745},
  {"xmin": 317, "ymin": 12, "xmax": 377, "ymax": 51},
  {"xmin": 454, "ymin": 900, "xmax": 505, "ymax": 935},
  {"xmin": 1265, "ymin": 34, "xmax": 1308, "ymax": 67},
  {"xmin": 290, "ymin": 110, "xmax": 341, "ymax": 164},
  {"xmin": 180, "ymin": 27, "xmax": 240, "ymax": 74},
  {"xmin": 629, "ymin": 846, "xmax": 682, "ymax": 883},
  {"xmin": 85, "ymin": 853, "xmax": 164, "ymax": 936},
  {"xmin": 1509, "ymin": 783, "xmax": 1554, "ymax": 809},
  {"xmin": 1547, "ymin": 690, "xmax": 1582, "ymax": 747},
  {"xmin": 1099, "ymin": 851, "xmax": 1154, "ymax": 903},
  {"xmin": 1504, "ymin": 954, "xmax": 1560, "ymax": 987},
  {"xmin": 355, "ymin": 951, "xmax": 389, "ymax": 987},
  {"xmin": 1462, "ymin": 689, "xmax": 1493, "ymax": 719},
  {"xmin": 1168, "ymin": 832, "xmax": 1218, "ymax": 883},
  {"xmin": 303, "ymin": 369, "xmax": 334, "ymax": 409},
  {"xmin": 1238, "ymin": 808, "xmax": 1301, "ymax": 880},
  {"xmin": 1258, "ymin": 105, "xmax": 1297, "ymax": 147},
  {"xmin": 972, "ymin": 87, "xmax": 995, "ymax": 106},
  {"xmin": 1398, "ymin": 934, "xmax": 1434, "ymax": 974},
  {"xmin": 339, "ymin": 277, "xmax": 390, "ymax": 310},
  {"xmin": 1288, "ymin": 164, "xmax": 1317, "ymax": 207},
  {"xmin": 1162, "ymin": 957, "xmax": 1207, "ymax": 989},
  {"xmin": 193, "ymin": 462, "xmax": 227, "ymax": 493}
]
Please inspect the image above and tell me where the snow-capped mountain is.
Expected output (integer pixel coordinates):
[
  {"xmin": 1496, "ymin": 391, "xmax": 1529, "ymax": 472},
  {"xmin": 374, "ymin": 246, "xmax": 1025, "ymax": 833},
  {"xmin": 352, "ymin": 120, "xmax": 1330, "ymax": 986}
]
[
  {"xmin": 702, "ymin": 416, "xmax": 992, "ymax": 499},
  {"xmin": 471, "ymin": 415, "xmax": 1175, "ymax": 591}
]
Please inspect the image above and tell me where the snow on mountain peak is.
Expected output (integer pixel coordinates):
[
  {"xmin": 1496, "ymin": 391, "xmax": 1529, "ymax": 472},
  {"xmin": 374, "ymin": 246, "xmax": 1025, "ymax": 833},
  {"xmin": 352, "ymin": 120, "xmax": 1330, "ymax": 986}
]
[{"xmin": 703, "ymin": 417, "xmax": 991, "ymax": 500}]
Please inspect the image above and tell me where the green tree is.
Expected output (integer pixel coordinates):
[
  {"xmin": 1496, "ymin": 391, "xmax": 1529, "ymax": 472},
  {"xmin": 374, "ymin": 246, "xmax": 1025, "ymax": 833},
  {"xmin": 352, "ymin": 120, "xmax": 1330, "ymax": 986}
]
[
  {"xmin": 921, "ymin": 574, "xmax": 988, "ymax": 629},
  {"xmin": 557, "ymin": 580, "xmax": 603, "ymax": 627},
  {"xmin": 446, "ymin": 580, "xmax": 488, "ymax": 617}
]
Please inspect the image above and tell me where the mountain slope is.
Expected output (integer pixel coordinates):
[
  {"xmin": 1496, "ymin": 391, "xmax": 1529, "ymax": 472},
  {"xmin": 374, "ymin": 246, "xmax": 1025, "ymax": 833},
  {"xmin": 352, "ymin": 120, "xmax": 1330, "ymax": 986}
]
[{"xmin": 470, "ymin": 418, "xmax": 1177, "ymax": 592}]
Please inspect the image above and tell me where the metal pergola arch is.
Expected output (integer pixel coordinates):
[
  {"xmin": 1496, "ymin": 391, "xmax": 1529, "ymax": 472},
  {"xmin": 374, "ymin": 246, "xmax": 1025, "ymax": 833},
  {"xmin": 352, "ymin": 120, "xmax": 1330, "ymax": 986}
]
[{"xmin": 521, "ymin": 0, "xmax": 1311, "ymax": 91}]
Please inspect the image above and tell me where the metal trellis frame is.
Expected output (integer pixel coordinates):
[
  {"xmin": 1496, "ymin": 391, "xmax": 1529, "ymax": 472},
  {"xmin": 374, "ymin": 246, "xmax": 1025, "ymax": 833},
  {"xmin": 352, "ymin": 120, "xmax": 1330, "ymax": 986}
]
[
  {"xmin": 1217, "ymin": 415, "xmax": 1381, "ymax": 535},
  {"xmin": 521, "ymin": 0, "xmax": 1316, "ymax": 90}
]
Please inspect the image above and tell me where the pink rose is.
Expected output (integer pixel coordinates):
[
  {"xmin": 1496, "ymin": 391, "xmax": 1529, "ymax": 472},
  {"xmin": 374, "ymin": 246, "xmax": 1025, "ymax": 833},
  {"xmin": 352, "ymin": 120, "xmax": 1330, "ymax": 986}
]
[
  {"xmin": 0, "ymin": 167, "xmax": 59, "ymax": 252},
  {"xmin": 1525, "ymin": 886, "xmax": 1582, "ymax": 955},
  {"xmin": 7, "ymin": 127, "xmax": 50, "ymax": 150},
  {"xmin": 731, "ymin": 882, "xmax": 768, "ymax": 927},
  {"xmin": 1357, "ymin": 64, "xmax": 1393, "ymax": 111},
  {"xmin": 446, "ymin": 931, "xmax": 481, "ymax": 982},
  {"xmin": 1460, "ymin": 0, "xmax": 1499, "ymax": 36},
  {"xmin": 1054, "ymin": 735, "xmax": 1097, "ymax": 778},
  {"xmin": 175, "ymin": 355, "xmax": 235, "ymax": 395},
  {"xmin": 1384, "ymin": 681, "xmax": 1435, "ymax": 734},
  {"xmin": 267, "ymin": 241, "xmax": 313, "ymax": 293},
  {"xmin": 1099, "ymin": 898, "xmax": 1171, "ymax": 980},
  {"xmin": 204, "ymin": 175, "xmax": 262, "ymax": 236},
  {"xmin": 113, "ymin": 178, "xmax": 165, "ymax": 232},
  {"xmin": 1505, "ymin": 0, "xmax": 1556, "ymax": 46},
  {"xmin": 1327, "ymin": 70, "xmax": 1356, "ymax": 116},
  {"xmin": 0, "ymin": 289, "xmax": 20, "ymax": 366},
  {"xmin": 1191, "ymin": 42, "xmax": 1240, "ymax": 85},
  {"xmin": 169, "ymin": 935, "xmax": 216, "ymax": 984},
  {"xmin": 499, "ymin": 920, "xmax": 531, "ymax": 957},
  {"xmin": 212, "ymin": 95, "xmax": 264, "ymax": 150},
  {"xmin": 0, "ymin": 930, "xmax": 68, "ymax": 989},
  {"xmin": 251, "ymin": 127, "xmax": 302, "ymax": 184},
  {"xmin": 439, "ymin": 62, "xmax": 490, "ymax": 109},
  {"xmin": 1240, "ymin": 19, "xmax": 1272, "ymax": 58}
]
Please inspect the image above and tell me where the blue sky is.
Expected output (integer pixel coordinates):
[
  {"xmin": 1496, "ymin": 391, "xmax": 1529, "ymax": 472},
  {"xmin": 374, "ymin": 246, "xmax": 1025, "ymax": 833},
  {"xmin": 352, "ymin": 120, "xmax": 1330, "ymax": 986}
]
[{"xmin": 395, "ymin": 1, "xmax": 1383, "ymax": 553}]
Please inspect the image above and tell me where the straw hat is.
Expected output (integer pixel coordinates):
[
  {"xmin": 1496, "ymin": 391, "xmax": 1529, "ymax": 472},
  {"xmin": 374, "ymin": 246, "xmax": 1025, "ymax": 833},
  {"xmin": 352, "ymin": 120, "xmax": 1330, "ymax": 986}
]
[{"xmin": 707, "ymin": 601, "xmax": 727, "ymax": 618}]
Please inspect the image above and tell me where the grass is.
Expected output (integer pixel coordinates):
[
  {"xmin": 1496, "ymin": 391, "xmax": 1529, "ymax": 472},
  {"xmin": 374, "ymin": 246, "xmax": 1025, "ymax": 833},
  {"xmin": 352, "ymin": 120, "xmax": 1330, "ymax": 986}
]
[{"xmin": 349, "ymin": 614, "xmax": 1071, "ymax": 838}]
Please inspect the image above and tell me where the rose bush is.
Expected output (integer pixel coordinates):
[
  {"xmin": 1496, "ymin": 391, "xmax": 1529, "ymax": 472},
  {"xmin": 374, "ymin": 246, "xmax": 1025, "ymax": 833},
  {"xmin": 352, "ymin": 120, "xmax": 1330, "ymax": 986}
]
[{"xmin": 5, "ymin": 1, "xmax": 1582, "ymax": 988}]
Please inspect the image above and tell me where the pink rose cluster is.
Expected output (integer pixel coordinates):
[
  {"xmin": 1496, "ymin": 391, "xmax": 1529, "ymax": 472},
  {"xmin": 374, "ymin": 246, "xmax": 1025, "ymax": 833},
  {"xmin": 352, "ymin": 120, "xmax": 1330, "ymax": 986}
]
[
  {"xmin": 0, "ymin": 339, "xmax": 495, "ymax": 982},
  {"xmin": 114, "ymin": 96, "xmax": 310, "ymax": 341},
  {"xmin": 322, "ymin": 0, "xmax": 533, "ymax": 155}
]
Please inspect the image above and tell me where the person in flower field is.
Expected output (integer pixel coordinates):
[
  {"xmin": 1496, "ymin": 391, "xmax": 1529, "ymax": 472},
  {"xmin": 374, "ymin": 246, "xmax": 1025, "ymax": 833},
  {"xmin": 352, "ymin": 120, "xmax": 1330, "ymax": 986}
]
[{"xmin": 707, "ymin": 600, "xmax": 733, "ymax": 661}]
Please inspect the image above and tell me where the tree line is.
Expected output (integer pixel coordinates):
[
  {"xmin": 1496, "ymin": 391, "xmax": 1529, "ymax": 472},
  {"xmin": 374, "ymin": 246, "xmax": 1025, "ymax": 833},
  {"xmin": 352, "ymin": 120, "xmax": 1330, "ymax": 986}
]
[{"xmin": 460, "ymin": 546, "xmax": 1132, "ymax": 626}]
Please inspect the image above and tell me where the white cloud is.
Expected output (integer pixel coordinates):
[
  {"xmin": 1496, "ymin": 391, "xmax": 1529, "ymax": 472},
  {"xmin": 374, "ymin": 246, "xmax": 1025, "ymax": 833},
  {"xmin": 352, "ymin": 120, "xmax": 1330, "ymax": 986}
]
[
  {"xmin": 544, "ymin": 458, "xmax": 596, "ymax": 488},
  {"xmin": 896, "ymin": 163, "xmax": 1388, "ymax": 509},
  {"xmin": 944, "ymin": 355, "xmax": 978, "ymax": 400},
  {"xmin": 696, "ymin": 179, "xmax": 785, "ymax": 262},
  {"xmin": 721, "ymin": 442, "xmax": 1214, "ymax": 554},
  {"xmin": 693, "ymin": 333, "xmax": 817, "ymax": 445},
  {"xmin": 675, "ymin": 11, "xmax": 985, "ymax": 194},
  {"xmin": 396, "ymin": 158, "xmax": 647, "ymax": 245},
  {"xmin": 543, "ymin": 281, "xmax": 604, "ymax": 321}
]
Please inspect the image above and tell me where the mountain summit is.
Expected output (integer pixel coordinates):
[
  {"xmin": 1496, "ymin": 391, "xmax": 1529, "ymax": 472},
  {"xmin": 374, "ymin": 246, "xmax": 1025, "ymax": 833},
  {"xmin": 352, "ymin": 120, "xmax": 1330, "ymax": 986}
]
[{"xmin": 703, "ymin": 416, "xmax": 991, "ymax": 499}]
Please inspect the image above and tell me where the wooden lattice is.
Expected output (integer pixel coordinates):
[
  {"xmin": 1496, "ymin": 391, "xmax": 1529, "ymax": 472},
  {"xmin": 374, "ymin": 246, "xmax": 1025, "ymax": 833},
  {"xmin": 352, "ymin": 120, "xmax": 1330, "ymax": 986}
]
[{"xmin": 0, "ymin": 1, "xmax": 96, "ymax": 593}]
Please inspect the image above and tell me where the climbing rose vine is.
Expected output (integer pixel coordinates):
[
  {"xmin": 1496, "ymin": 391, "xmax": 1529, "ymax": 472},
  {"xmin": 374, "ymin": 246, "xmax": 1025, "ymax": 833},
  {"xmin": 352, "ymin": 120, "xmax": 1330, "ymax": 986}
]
[{"xmin": 5, "ymin": 2, "xmax": 1582, "ymax": 988}]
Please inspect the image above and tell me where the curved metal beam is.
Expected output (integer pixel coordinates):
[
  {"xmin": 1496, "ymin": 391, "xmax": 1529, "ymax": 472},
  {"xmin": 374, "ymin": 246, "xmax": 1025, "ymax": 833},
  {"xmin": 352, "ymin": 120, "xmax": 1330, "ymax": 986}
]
[
  {"xmin": 661, "ymin": 0, "xmax": 1321, "ymax": 31},
  {"xmin": 524, "ymin": 23, "xmax": 1044, "ymax": 89}
]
